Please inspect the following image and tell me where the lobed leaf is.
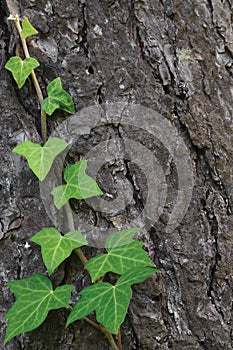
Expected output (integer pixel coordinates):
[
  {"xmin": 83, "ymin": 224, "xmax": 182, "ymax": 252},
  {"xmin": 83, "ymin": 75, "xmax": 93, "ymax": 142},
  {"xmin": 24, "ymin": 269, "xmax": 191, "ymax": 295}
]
[
  {"xmin": 51, "ymin": 160, "xmax": 103, "ymax": 209},
  {"xmin": 31, "ymin": 228, "xmax": 88, "ymax": 275},
  {"xmin": 5, "ymin": 56, "xmax": 39, "ymax": 88},
  {"xmin": 67, "ymin": 267, "xmax": 156, "ymax": 333},
  {"xmin": 85, "ymin": 241, "xmax": 155, "ymax": 282},
  {"xmin": 42, "ymin": 77, "xmax": 75, "ymax": 115},
  {"xmin": 13, "ymin": 137, "xmax": 68, "ymax": 181},
  {"xmin": 4, "ymin": 274, "xmax": 73, "ymax": 344},
  {"xmin": 21, "ymin": 18, "xmax": 38, "ymax": 39}
]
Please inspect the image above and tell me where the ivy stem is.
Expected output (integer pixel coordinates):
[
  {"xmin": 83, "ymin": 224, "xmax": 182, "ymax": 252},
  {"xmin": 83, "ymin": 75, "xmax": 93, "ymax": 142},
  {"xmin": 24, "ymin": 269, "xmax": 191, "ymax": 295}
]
[
  {"xmin": 65, "ymin": 203, "xmax": 88, "ymax": 265},
  {"xmin": 84, "ymin": 317, "xmax": 119, "ymax": 350},
  {"xmin": 75, "ymin": 247, "xmax": 89, "ymax": 265},
  {"xmin": 118, "ymin": 327, "xmax": 122, "ymax": 350},
  {"xmin": 14, "ymin": 14, "xmax": 47, "ymax": 143},
  {"xmin": 68, "ymin": 306, "xmax": 118, "ymax": 350}
]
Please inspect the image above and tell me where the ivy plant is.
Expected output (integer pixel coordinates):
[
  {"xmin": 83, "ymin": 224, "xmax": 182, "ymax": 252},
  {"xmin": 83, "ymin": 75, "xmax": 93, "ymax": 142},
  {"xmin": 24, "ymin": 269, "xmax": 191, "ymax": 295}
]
[
  {"xmin": 67, "ymin": 267, "xmax": 156, "ymax": 334},
  {"xmin": 4, "ymin": 275, "xmax": 73, "ymax": 344},
  {"xmin": 13, "ymin": 137, "xmax": 68, "ymax": 180},
  {"xmin": 51, "ymin": 160, "xmax": 103, "ymax": 209},
  {"xmin": 21, "ymin": 17, "xmax": 38, "ymax": 39},
  {"xmin": 4, "ymin": 15, "xmax": 160, "ymax": 350},
  {"xmin": 42, "ymin": 77, "xmax": 75, "ymax": 115},
  {"xmin": 5, "ymin": 56, "xmax": 40, "ymax": 88},
  {"xmin": 31, "ymin": 228, "xmax": 88, "ymax": 275}
]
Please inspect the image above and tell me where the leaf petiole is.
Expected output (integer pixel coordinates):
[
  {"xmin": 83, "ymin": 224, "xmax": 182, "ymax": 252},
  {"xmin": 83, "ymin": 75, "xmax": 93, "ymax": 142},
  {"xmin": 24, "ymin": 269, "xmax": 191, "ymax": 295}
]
[
  {"xmin": 65, "ymin": 203, "xmax": 89, "ymax": 265},
  {"xmin": 83, "ymin": 317, "xmax": 119, "ymax": 350},
  {"xmin": 68, "ymin": 305, "xmax": 119, "ymax": 349},
  {"xmin": 118, "ymin": 327, "xmax": 122, "ymax": 350}
]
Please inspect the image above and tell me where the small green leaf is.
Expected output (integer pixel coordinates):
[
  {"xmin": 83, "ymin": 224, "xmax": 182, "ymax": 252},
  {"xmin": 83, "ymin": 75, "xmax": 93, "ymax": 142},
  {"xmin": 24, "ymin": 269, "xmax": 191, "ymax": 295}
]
[
  {"xmin": 105, "ymin": 228, "xmax": 139, "ymax": 250},
  {"xmin": 5, "ymin": 56, "xmax": 39, "ymax": 88},
  {"xmin": 42, "ymin": 77, "xmax": 75, "ymax": 115},
  {"xmin": 13, "ymin": 137, "xmax": 68, "ymax": 181},
  {"xmin": 85, "ymin": 241, "xmax": 155, "ymax": 282},
  {"xmin": 21, "ymin": 18, "xmax": 38, "ymax": 39},
  {"xmin": 31, "ymin": 228, "xmax": 87, "ymax": 275},
  {"xmin": 51, "ymin": 160, "xmax": 103, "ymax": 209},
  {"xmin": 67, "ymin": 267, "xmax": 156, "ymax": 334},
  {"xmin": 4, "ymin": 274, "xmax": 73, "ymax": 344}
]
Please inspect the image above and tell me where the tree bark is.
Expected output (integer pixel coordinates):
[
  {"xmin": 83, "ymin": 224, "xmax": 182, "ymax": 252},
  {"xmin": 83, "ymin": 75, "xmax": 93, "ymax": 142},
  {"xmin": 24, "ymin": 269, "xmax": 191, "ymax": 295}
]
[{"xmin": 0, "ymin": 0, "xmax": 232, "ymax": 349}]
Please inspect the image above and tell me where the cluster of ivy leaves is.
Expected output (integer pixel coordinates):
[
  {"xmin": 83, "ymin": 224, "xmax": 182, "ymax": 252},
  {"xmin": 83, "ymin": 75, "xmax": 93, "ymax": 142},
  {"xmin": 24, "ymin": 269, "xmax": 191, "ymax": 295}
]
[
  {"xmin": 4, "ymin": 137, "xmax": 159, "ymax": 344},
  {"xmin": 4, "ymin": 17, "xmax": 160, "ymax": 346}
]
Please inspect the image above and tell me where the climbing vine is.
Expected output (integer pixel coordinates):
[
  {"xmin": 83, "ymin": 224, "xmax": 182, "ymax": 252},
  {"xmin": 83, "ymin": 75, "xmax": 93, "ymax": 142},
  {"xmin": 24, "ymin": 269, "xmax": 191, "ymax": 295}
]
[{"xmin": 4, "ymin": 15, "xmax": 160, "ymax": 350}]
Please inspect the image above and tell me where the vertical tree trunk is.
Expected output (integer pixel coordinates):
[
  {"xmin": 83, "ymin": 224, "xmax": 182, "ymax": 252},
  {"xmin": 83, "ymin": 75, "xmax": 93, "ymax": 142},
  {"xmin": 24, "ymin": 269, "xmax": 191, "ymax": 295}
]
[{"xmin": 1, "ymin": 0, "xmax": 232, "ymax": 349}]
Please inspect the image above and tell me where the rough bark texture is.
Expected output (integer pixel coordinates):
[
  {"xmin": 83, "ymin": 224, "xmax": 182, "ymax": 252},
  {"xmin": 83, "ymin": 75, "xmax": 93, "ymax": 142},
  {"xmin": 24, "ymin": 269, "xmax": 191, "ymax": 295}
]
[{"xmin": 1, "ymin": 0, "xmax": 233, "ymax": 349}]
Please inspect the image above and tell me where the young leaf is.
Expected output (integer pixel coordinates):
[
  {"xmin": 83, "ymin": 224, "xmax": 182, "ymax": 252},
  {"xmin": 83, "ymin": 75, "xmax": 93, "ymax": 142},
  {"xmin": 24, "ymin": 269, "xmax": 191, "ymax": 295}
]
[
  {"xmin": 21, "ymin": 18, "xmax": 38, "ymax": 39},
  {"xmin": 105, "ymin": 227, "xmax": 139, "ymax": 250},
  {"xmin": 42, "ymin": 77, "xmax": 75, "ymax": 115},
  {"xmin": 13, "ymin": 137, "xmax": 68, "ymax": 181},
  {"xmin": 51, "ymin": 160, "xmax": 103, "ymax": 209},
  {"xmin": 85, "ymin": 241, "xmax": 155, "ymax": 282},
  {"xmin": 67, "ymin": 267, "xmax": 156, "ymax": 334},
  {"xmin": 4, "ymin": 274, "xmax": 73, "ymax": 344},
  {"xmin": 31, "ymin": 228, "xmax": 87, "ymax": 275},
  {"xmin": 5, "ymin": 56, "xmax": 39, "ymax": 88}
]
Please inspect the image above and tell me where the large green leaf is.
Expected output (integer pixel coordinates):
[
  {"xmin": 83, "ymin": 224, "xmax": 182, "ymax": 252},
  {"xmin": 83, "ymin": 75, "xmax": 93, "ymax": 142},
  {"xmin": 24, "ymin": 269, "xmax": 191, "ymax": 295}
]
[
  {"xmin": 13, "ymin": 137, "xmax": 68, "ymax": 181},
  {"xmin": 67, "ymin": 267, "xmax": 156, "ymax": 334},
  {"xmin": 51, "ymin": 160, "xmax": 103, "ymax": 209},
  {"xmin": 42, "ymin": 77, "xmax": 75, "ymax": 115},
  {"xmin": 31, "ymin": 228, "xmax": 87, "ymax": 275},
  {"xmin": 85, "ymin": 241, "xmax": 155, "ymax": 282},
  {"xmin": 21, "ymin": 18, "xmax": 38, "ymax": 39},
  {"xmin": 105, "ymin": 228, "xmax": 139, "ymax": 250},
  {"xmin": 4, "ymin": 274, "xmax": 73, "ymax": 344},
  {"xmin": 5, "ymin": 56, "xmax": 40, "ymax": 88}
]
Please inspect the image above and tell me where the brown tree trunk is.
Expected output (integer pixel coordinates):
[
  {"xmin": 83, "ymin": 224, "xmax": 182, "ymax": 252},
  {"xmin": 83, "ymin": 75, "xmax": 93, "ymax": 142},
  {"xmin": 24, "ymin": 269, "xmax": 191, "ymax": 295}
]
[{"xmin": 1, "ymin": 0, "xmax": 232, "ymax": 349}]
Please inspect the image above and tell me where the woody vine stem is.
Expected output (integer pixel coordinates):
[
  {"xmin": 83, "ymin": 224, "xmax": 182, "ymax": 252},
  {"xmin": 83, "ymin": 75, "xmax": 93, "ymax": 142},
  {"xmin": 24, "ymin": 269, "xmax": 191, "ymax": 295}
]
[
  {"xmin": 11, "ymin": 14, "xmax": 119, "ymax": 350},
  {"xmin": 13, "ymin": 14, "xmax": 47, "ymax": 143},
  {"xmin": 5, "ymin": 14, "xmax": 159, "ymax": 350}
]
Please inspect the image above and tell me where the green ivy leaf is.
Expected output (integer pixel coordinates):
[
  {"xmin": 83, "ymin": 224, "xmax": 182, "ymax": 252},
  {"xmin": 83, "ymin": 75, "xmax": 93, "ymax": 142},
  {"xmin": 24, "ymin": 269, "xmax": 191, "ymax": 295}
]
[
  {"xmin": 4, "ymin": 274, "xmax": 73, "ymax": 344},
  {"xmin": 21, "ymin": 18, "xmax": 38, "ymax": 39},
  {"xmin": 42, "ymin": 77, "xmax": 75, "ymax": 115},
  {"xmin": 51, "ymin": 160, "xmax": 103, "ymax": 209},
  {"xmin": 5, "ymin": 56, "xmax": 40, "ymax": 88},
  {"xmin": 105, "ymin": 228, "xmax": 139, "ymax": 249},
  {"xmin": 13, "ymin": 137, "xmax": 68, "ymax": 181},
  {"xmin": 31, "ymin": 228, "xmax": 87, "ymax": 275},
  {"xmin": 117, "ymin": 266, "xmax": 160, "ymax": 286},
  {"xmin": 85, "ymin": 241, "xmax": 155, "ymax": 282},
  {"xmin": 67, "ymin": 267, "xmax": 156, "ymax": 334}
]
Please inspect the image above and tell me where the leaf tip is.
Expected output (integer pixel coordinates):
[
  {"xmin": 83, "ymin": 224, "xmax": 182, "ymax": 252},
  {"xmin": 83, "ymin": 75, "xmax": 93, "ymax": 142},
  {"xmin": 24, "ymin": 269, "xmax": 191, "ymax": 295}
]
[
  {"xmin": 47, "ymin": 269, "xmax": 53, "ymax": 276},
  {"xmin": 3, "ymin": 337, "xmax": 9, "ymax": 345},
  {"xmin": 65, "ymin": 320, "xmax": 70, "ymax": 328},
  {"xmin": 12, "ymin": 145, "xmax": 18, "ymax": 154},
  {"xmin": 3, "ymin": 328, "xmax": 12, "ymax": 345}
]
